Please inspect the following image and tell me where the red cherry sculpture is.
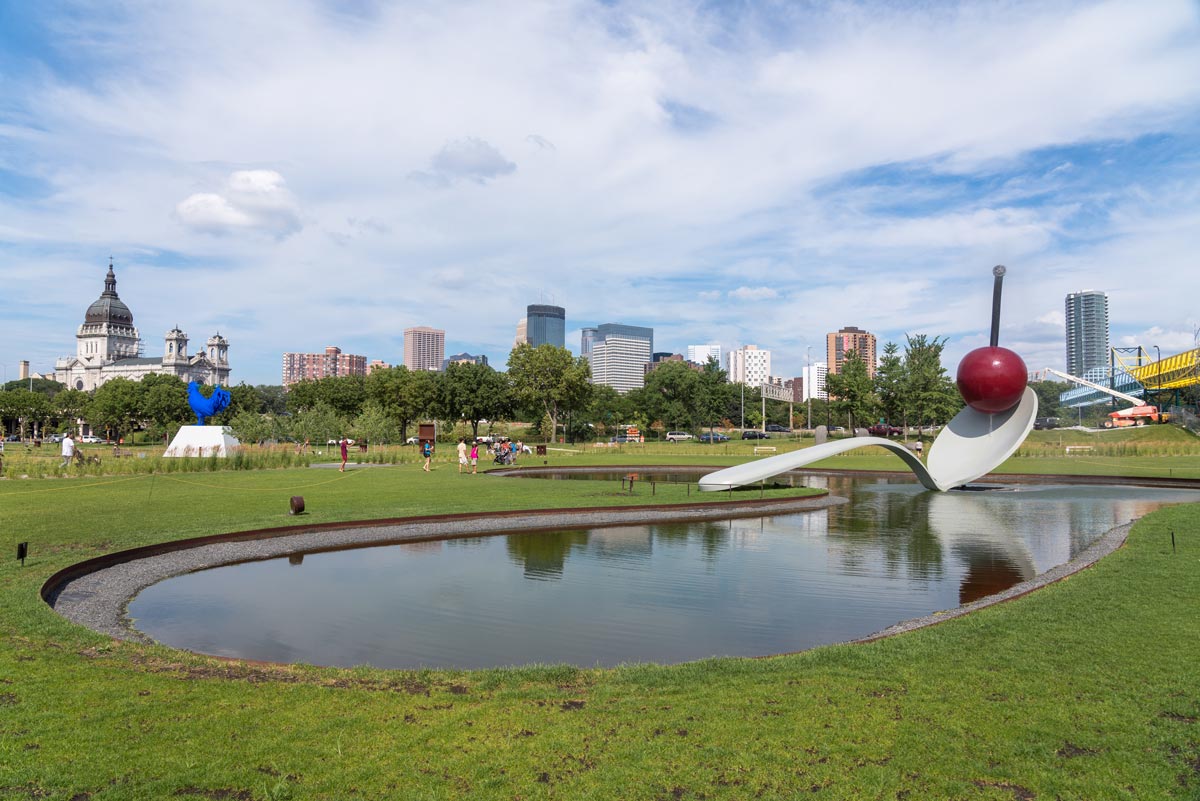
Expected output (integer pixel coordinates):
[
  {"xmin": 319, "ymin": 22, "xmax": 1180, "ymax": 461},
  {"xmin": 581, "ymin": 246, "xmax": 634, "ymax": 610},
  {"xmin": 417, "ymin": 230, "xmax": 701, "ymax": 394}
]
[{"xmin": 957, "ymin": 346, "xmax": 1027, "ymax": 414}]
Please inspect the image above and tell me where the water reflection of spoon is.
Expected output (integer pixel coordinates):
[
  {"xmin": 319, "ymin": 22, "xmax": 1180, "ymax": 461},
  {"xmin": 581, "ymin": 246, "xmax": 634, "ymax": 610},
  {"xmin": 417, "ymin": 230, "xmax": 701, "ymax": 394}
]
[
  {"xmin": 925, "ymin": 491, "xmax": 1036, "ymax": 603},
  {"xmin": 698, "ymin": 387, "xmax": 1036, "ymax": 492}
]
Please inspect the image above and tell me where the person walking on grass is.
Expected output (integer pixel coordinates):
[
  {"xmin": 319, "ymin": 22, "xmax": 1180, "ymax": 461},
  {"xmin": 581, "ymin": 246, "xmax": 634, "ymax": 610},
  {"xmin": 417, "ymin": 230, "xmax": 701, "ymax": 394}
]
[
  {"xmin": 59, "ymin": 433, "xmax": 75, "ymax": 469},
  {"xmin": 422, "ymin": 439, "xmax": 434, "ymax": 472},
  {"xmin": 469, "ymin": 441, "xmax": 479, "ymax": 474},
  {"xmin": 339, "ymin": 437, "xmax": 349, "ymax": 472},
  {"xmin": 457, "ymin": 438, "xmax": 468, "ymax": 474}
]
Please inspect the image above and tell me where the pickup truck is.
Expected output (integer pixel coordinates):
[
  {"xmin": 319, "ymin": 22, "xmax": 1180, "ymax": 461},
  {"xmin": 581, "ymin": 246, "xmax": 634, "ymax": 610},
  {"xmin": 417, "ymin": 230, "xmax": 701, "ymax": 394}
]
[{"xmin": 867, "ymin": 423, "xmax": 903, "ymax": 437}]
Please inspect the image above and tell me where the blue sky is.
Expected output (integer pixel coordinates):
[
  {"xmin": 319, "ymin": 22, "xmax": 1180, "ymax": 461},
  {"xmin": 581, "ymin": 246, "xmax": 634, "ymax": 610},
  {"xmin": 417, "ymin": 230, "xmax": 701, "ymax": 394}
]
[{"xmin": 2, "ymin": 0, "xmax": 1199, "ymax": 386}]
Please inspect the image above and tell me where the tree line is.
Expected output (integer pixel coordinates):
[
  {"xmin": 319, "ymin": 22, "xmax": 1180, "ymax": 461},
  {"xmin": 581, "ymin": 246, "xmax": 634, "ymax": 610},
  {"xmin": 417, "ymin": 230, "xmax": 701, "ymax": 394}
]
[{"xmin": 1, "ymin": 337, "xmax": 992, "ymax": 445}]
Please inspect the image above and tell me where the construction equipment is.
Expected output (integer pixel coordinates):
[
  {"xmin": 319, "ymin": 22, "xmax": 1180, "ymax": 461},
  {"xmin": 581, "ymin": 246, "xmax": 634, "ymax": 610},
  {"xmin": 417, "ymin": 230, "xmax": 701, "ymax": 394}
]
[{"xmin": 1045, "ymin": 368, "xmax": 1170, "ymax": 428}]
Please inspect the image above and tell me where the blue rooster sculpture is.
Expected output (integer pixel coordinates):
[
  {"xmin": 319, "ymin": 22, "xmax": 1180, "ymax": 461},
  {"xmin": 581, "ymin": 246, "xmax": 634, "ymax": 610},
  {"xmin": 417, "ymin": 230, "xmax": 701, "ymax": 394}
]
[{"xmin": 188, "ymin": 382, "xmax": 232, "ymax": 426}]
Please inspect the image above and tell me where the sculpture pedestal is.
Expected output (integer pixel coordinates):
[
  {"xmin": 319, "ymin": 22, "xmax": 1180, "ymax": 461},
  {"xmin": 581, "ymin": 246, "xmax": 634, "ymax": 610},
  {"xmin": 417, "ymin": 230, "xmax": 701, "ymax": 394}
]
[{"xmin": 164, "ymin": 426, "xmax": 241, "ymax": 458}]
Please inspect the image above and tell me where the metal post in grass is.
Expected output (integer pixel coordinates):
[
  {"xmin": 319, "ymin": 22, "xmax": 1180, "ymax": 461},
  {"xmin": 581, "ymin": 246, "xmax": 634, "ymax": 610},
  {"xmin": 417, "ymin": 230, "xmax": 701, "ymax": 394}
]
[{"xmin": 17, "ymin": 542, "xmax": 28, "ymax": 566}]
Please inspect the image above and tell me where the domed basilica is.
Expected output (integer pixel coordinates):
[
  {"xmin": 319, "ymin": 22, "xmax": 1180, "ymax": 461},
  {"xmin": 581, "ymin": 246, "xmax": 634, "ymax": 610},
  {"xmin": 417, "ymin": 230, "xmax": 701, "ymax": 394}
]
[{"xmin": 54, "ymin": 260, "xmax": 231, "ymax": 391}]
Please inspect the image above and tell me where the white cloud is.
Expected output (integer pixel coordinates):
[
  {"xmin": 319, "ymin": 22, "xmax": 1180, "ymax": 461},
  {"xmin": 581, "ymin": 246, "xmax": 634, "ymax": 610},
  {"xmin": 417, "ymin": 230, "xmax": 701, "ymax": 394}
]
[
  {"xmin": 176, "ymin": 170, "xmax": 301, "ymax": 237},
  {"xmin": 729, "ymin": 286, "xmax": 778, "ymax": 301},
  {"xmin": 409, "ymin": 138, "xmax": 517, "ymax": 188}
]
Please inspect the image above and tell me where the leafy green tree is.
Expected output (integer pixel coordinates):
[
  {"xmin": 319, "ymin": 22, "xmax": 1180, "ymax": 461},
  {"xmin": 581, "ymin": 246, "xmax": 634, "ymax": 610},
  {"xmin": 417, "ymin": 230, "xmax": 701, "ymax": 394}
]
[
  {"xmin": 441, "ymin": 362, "xmax": 512, "ymax": 440},
  {"xmin": 1029, "ymin": 380, "xmax": 1068, "ymax": 418},
  {"xmin": 875, "ymin": 342, "xmax": 905, "ymax": 426},
  {"xmin": 3, "ymin": 378, "xmax": 65, "ymax": 397},
  {"xmin": 365, "ymin": 367, "xmax": 422, "ymax": 443},
  {"xmin": 53, "ymin": 389, "xmax": 91, "ymax": 432},
  {"xmin": 352, "ymin": 400, "xmax": 398, "ymax": 445},
  {"xmin": 697, "ymin": 357, "xmax": 733, "ymax": 432},
  {"xmin": 255, "ymin": 385, "xmax": 288, "ymax": 415},
  {"xmin": 0, "ymin": 391, "xmax": 53, "ymax": 438},
  {"xmin": 88, "ymin": 378, "xmax": 142, "ymax": 441},
  {"xmin": 507, "ymin": 344, "xmax": 591, "ymax": 443},
  {"xmin": 227, "ymin": 409, "xmax": 275, "ymax": 445},
  {"xmin": 585, "ymin": 384, "xmax": 632, "ymax": 437},
  {"xmin": 903, "ymin": 334, "xmax": 961, "ymax": 432},
  {"xmin": 824, "ymin": 350, "xmax": 878, "ymax": 431},
  {"xmin": 290, "ymin": 400, "xmax": 346, "ymax": 447},
  {"xmin": 286, "ymin": 376, "xmax": 365, "ymax": 418},
  {"xmin": 641, "ymin": 361, "xmax": 705, "ymax": 432},
  {"xmin": 138, "ymin": 374, "xmax": 191, "ymax": 441}
]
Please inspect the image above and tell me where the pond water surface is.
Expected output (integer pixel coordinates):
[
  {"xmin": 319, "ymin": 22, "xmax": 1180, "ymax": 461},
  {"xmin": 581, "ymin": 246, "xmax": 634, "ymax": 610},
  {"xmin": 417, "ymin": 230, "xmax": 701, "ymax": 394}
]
[{"xmin": 127, "ymin": 474, "xmax": 1199, "ymax": 669}]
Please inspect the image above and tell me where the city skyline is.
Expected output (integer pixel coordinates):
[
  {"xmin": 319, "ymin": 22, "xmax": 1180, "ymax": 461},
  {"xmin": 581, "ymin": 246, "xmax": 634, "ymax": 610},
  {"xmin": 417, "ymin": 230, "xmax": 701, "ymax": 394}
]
[{"xmin": 2, "ymin": 2, "xmax": 1199, "ymax": 386}]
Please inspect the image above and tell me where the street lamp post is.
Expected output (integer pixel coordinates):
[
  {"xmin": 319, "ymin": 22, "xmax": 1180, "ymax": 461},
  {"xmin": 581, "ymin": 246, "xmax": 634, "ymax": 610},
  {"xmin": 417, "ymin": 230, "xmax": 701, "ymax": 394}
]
[
  {"xmin": 1154, "ymin": 345, "xmax": 1161, "ymax": 412},
  {"xmin": 805, "ymin": 346, "xmax": 812, "ymax": 430}
]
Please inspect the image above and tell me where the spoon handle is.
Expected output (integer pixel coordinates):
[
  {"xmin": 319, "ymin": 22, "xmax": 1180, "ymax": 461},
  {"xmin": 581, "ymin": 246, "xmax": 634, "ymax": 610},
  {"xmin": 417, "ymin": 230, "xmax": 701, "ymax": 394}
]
[{"xmin": 990, "ymin": 265, "xmax": 1006, "ymax": 347}]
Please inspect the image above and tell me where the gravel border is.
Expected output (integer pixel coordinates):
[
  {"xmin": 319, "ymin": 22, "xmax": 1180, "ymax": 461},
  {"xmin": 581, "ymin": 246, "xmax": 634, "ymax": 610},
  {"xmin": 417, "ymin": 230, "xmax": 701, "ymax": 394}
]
[{"xmin": 47, "ymin": 494, "xmax": 845, "ymax": 643}]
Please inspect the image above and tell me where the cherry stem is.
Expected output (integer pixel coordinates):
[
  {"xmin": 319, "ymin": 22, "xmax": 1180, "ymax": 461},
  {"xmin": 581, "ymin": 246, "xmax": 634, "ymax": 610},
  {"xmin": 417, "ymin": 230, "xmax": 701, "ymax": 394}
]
[{"xmin": 990, "ymin": 266, "xmax": 1005, "ymax": 347}]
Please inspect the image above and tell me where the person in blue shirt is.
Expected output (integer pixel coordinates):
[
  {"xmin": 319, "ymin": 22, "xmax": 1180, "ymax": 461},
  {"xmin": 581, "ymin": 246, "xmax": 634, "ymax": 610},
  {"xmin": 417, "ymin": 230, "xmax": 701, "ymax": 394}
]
[{"xmin": 422, "ymin": 439, "xmax": 433, "ymax": 472}]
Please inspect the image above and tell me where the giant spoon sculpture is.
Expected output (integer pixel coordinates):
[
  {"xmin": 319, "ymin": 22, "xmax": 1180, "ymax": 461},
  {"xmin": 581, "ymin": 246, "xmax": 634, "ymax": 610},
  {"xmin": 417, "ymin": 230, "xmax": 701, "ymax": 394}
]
[{"xmin": 699, "ymin": 266, "xmax": 1038, "ymax": 492}]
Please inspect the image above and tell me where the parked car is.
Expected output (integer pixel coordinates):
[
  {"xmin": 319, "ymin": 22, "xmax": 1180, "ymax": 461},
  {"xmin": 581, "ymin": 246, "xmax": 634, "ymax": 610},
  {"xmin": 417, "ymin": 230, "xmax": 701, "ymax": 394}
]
[
  {"xmin": 699, "ymin": 432, "xmax": 729, "ymax": 443},
  {"xmin": 4, "ymin": 434, "xmax": 20, "ymax": 442},
  {"xmin": 1033, "ymin": 417, "xmax": 1060, "ymax": 430},
  {"xmin": 764, "ymin": 424, "xmax": 791, "ymax": 433},
  {"xmin": 665, "ymin": 431, "xmax": 693, "ymax": 442},
  {"xmin": 740, "ymin": 430, "xmax": 770, "ymax": 440},
  {"xmin": 47, "ymin": 434, "xmax": 63, "ymax": 443},
  {"xmin": 610, "ymin": 435, "xmax": 635, "ymax": 444},
  {"xmin": 326, "ymin": 438, "xmax": 356, "ymax": 445},
  {"xmin": 80, "ymin": 434, "xmax": 103, "ymax": 443},
  {"xmin": 867, "ymin": 423, "xmax": 903, "ymax": 437},
  {"xmin": 405, "ymin": 436, "xmax": 419, "ymax": 445}
]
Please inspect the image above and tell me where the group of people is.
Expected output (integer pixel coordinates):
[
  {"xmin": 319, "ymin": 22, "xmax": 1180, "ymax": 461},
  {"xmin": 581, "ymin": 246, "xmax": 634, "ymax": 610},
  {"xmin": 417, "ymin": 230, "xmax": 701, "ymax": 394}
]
[
  {"xmin": 455, "ymin": 439, "xmax": 480, "ymax": 474},
  {"xmin": 331, "ymin": 434, "xmax": 523, "ymax": 475}
]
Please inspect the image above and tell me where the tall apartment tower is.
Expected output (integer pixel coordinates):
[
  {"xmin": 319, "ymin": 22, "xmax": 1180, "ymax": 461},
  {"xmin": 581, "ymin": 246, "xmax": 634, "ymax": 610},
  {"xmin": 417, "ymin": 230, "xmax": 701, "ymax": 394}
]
[
  {"xmin": 826, "ymin": 326, "xmax": 877, "ymax": 377},
  {"xmin": 1065, "ymin": 290, "xmax": 1109, "ymax": 377},
  {"xmin": 687, "ymin": 343, "xmax": 722, "ymax": 366},
  {"xmin": 282, "ymin": 345, "xmax": 366, "ymax": 386},
  {"xmin": 802, "ymin": 361, "xmax": 828, "ymax": 401},
  {"xmin": 526, "ymin": 304, "xmax": 566, "ymax": 348},
  {"xmin": 726, "ymin": 345, "xmax": 771, "ymax": 385},
  {"xmin": 404, "ymin": 326, "xmax": 446, "ymax": 371},
  {"xmin": 588, "ymin": 323, "xmax": 653, "ymax": 393}
]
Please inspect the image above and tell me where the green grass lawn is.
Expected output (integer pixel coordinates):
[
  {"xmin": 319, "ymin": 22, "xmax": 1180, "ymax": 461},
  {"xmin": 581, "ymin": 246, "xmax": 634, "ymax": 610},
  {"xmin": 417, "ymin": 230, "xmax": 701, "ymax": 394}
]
[{"xmin": 1, "ymin": 452, "xmax": 1199, "ymax": 799}]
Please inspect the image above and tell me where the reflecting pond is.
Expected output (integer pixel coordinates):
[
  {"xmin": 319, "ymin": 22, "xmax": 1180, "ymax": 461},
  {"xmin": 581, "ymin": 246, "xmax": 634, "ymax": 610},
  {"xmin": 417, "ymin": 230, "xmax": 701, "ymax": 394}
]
[{"xmin": 127, "ymin": 475, "xmax": 1200, "ymax": 669}]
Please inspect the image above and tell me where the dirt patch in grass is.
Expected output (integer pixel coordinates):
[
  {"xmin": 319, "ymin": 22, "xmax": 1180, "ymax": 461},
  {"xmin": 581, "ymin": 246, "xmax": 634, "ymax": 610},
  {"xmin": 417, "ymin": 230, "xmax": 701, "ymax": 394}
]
[
  {"xmin": 1056, "ymin": 742, "xmax": 1101, "ymax": 758},
  {"xmin": 971, "ymin": 779, "xmax": 1036, "ymax": 800},
  {"xmin": 172, "ymin": 788, "xmax": 252, "ymax": 800}
]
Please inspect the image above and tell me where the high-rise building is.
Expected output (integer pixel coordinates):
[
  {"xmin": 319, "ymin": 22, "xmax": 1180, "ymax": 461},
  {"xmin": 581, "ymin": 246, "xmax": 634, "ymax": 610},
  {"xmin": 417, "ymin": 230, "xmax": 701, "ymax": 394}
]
[
  {"xmin": 442, "ymin": 352, "xmax": 489, "ymax": 370},
  {"xmin": 588, "ymin": 323, "xmax": 653, "ymax": 393},
  {"xmin": 1065, "ymin": 290, "xmax": 1109, "ymax": 377},
  {"xmin": 580, "ymin": 327, "xmax": 597, "ymax": 358},
  {"xmin": 687, "ymin": 343, "xmax": 722, "ymax": 366},
  {"xmin": 282, "ymin": 346, "xmax": 365, "ymax": 386},
  {"xmin": 526, "ymin": 304, "xmax": 566, "ymax": 348},
  {"xmin": 802, "ymin": 362, "xmax": 828, "ymax": 401},
  {"xmin": 513, "ymin": 319, "xmax": 528, "ymax": 348},
  {"xmin": 726, "ymin": 345, "xmax": 771, "ymax": 386},
  {"xmin": 404, "ymin": 326, "xmax": 446, "ymax": 371},
  {"xmin": 826, "ymin": 326, "xmax": 877, "ymax": 377}
]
